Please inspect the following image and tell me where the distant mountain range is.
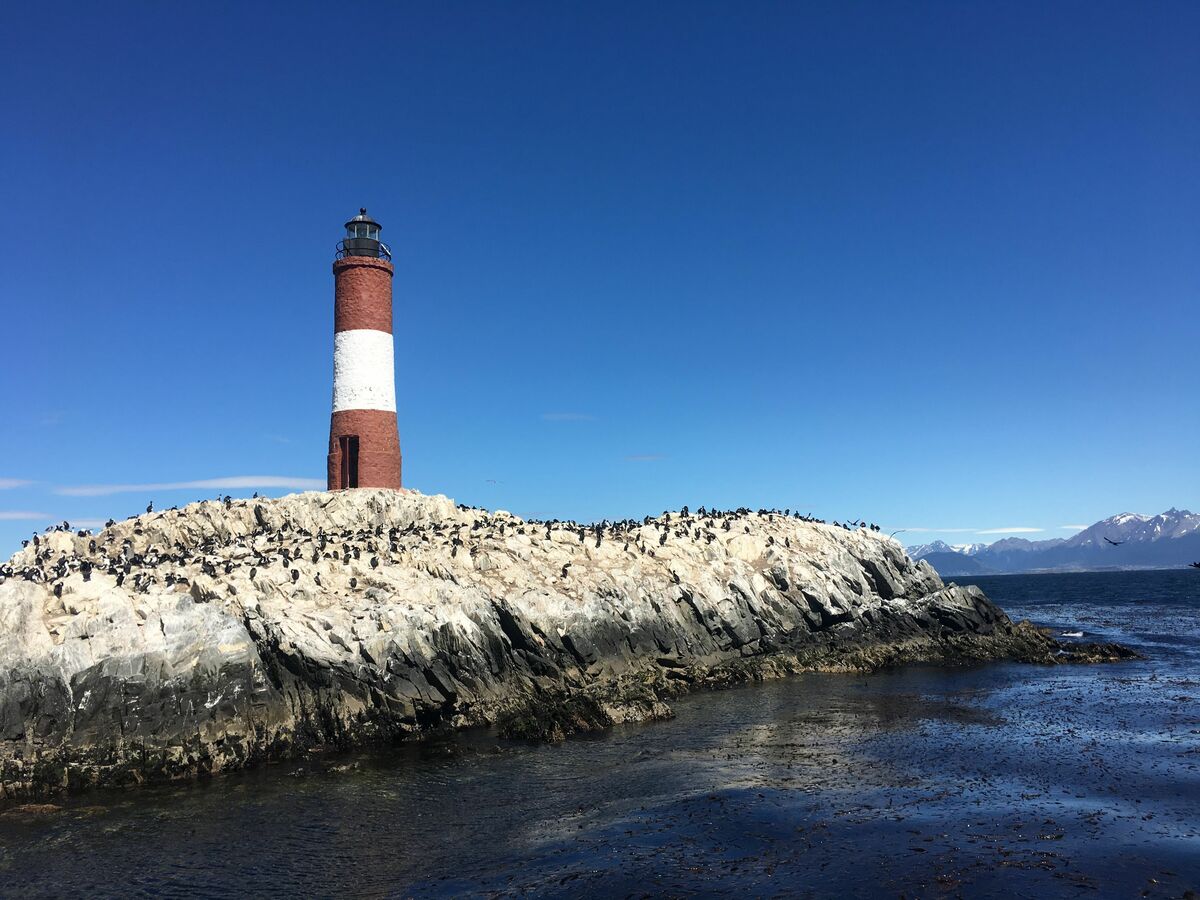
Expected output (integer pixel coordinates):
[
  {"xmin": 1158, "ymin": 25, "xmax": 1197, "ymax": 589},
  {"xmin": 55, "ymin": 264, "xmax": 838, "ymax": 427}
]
[{"xmin": 908, "ymin": 509, "xmax": 1200, "ymax": 575}]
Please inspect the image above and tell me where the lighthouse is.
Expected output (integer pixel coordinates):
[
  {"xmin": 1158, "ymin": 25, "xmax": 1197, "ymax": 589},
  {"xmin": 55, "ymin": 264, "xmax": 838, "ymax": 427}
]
[{"xmin": 327, "ymin": 209, "xmax": 402, "ymax": 490}]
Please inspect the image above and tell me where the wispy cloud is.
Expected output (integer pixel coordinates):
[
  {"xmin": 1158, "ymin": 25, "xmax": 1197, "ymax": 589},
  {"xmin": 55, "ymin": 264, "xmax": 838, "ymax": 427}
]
[
  {"xmin": 0, "ymin": 511, "xmax": 52, "ymax": 521},
  {"xmin": 975, "ymin": 526, "xmax": 1044, "ymax": 534},
  {"xmin": 0, "ymin": 479, "xmax": 33, "ymax": 490},
  {"xmin": 899, "ymin": 526, "xmax": 1046, "ymax": 535},
  {"xmin": 896, "ymin": 527, "xmax": 978, "ymax": 534},
  {"xmin": 55, "ymin": 476, "xmax": 325, "ymax": 497},
  {"xmin": 540, "ymin": 412, "xmax": 595, "ymax": 422},
  {"xmin": 1059, "ymin": 524, "xmax": 1088, "ymax": 531},
  {"xmin": 624, "ymin": 454, "xmax": 666, "ymax": 462}
]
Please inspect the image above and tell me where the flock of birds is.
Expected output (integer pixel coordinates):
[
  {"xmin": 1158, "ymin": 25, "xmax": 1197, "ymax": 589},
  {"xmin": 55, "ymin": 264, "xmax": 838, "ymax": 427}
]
[
  {"xmin": 5, "ymin": 494, "xmax": 1197, "ymax": 594},
  {"xmin": 5, "ymin": 494, "xmax": 1197, "ymax": 596},
  {"xmin": 0, "ymin": 495, "xmax": 887, "ymax": 597}
]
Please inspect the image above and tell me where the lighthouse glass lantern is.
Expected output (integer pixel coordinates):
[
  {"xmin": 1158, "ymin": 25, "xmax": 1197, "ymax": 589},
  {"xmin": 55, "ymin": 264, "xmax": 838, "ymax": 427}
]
[{"xmin": 339, "ymin": 208, "xmax": 391, "ymax": 260}]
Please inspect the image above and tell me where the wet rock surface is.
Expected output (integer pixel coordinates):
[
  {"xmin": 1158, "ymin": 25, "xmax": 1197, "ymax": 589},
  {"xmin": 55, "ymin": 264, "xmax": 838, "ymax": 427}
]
[{"xmin": 0, "ymin": 490, "xmax": 1134, "ymax": 799}]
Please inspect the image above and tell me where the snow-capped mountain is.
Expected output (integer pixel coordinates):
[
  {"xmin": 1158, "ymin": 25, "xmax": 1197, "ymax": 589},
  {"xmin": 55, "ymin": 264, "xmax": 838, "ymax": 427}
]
[
  {"xmin": 908, "ymin": 508, "xmax": 1200, "ymax": 575},
  {"xmin": 905, "ymin": 541, "xmax": 990, "ymax": 558},
  {"xmin": 1066, "ymin": 509, "xmax": 1199, "ymax": 548}
]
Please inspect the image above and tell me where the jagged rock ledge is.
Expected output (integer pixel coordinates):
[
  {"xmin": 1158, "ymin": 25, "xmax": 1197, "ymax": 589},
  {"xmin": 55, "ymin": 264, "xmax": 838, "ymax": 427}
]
[{"xmin": 0, "ymin": 490, "xmax": 1137, "ymax": 799}]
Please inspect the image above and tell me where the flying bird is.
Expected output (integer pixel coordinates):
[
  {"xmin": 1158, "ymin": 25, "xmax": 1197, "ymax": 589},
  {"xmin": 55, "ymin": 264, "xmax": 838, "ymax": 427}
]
[
  {"xmin": 1190, "ymin": 562, "xmax": 1200, "ymax": 569},
  {"xmin": 1103, "ymin": 537, "xmax": 1124, "ymax": 546}
]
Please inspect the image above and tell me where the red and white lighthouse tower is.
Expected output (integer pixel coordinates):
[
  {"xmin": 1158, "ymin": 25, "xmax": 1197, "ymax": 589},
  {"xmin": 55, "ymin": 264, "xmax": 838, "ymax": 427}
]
[{"xmin": 327, "ymin": 209, "xmax": 402, "ymax": 490}]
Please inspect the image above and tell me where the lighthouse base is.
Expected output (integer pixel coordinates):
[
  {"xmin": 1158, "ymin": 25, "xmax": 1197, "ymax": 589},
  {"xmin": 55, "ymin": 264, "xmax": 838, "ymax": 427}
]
[{"xmin": 327, "ymin": 409, "xmax": 401, "ymax": 490}]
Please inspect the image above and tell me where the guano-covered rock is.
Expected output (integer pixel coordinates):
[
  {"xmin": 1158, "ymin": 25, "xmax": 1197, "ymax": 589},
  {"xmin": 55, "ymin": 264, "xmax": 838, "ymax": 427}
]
[{"xmin": 0, "ymin": 490, "xmax": 1135, "ymax": 799}]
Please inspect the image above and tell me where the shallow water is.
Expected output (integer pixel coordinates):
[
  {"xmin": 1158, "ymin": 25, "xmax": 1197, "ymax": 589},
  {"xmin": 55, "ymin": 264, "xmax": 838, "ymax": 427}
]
[{"xmin": 0, "ymin": 570, "xmax": 1197, "ymax": 897}]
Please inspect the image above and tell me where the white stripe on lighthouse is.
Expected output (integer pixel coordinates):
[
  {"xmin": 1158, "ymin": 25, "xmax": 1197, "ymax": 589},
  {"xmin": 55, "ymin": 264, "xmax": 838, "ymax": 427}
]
[{"xmin": 332, "ymin": 329, "xmax": 396, "ymax": 413}]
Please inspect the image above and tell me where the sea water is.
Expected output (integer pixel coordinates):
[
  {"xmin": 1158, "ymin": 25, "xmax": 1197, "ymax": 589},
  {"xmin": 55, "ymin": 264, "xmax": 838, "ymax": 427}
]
[{"xmin": 0, "ymin": 569, "xmax": 1196, "ymax": 897}]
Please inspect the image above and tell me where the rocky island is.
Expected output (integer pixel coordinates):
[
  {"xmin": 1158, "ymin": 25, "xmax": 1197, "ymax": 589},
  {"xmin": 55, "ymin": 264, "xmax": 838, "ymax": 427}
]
[{"xmin": 0, "ymin": 490, "xmax": 1134, "ymax": 800}]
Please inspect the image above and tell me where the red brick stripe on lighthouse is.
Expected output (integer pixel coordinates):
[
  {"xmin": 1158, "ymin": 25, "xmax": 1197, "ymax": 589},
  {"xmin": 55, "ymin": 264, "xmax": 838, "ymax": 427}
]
[
  {"xmin": 327, "ymin": 409, "xmax": 402, "ymax": 490},
  {"xmin": 333, "ymin": 257, "xmax": 394, "ymax": 334}
]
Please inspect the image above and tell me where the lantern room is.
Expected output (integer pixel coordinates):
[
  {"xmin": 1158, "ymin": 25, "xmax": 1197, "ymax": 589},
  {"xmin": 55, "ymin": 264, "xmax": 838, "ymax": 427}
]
[{"xmin": 337, "ymin": 208, "xmax": 391, "ymax": 260}]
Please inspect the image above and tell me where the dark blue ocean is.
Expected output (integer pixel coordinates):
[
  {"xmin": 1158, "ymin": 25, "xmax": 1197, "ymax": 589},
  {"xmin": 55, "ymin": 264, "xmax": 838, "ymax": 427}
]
[{"xmin": 1, "ymin": 570, "xmax": 1197, "ymax": 898}]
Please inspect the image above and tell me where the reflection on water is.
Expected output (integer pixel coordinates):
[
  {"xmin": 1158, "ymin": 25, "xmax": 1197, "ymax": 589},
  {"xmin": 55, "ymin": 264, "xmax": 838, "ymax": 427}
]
[{"xmin": 0, "ymin": 570, "xmax": 1197, "ymax": 897}]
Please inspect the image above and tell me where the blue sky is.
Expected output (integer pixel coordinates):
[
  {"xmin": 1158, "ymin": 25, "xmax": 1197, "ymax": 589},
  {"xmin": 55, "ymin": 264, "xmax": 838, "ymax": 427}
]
[{"xmin": 2, "ymin": 2, "xmax": 1196, "ymax": 554}]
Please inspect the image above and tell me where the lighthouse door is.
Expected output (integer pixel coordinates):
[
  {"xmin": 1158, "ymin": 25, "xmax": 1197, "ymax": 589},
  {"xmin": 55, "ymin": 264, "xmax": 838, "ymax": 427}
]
[{"xmin": 339, "ymin": 435, "xmax": 360, "ymax": 489}]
